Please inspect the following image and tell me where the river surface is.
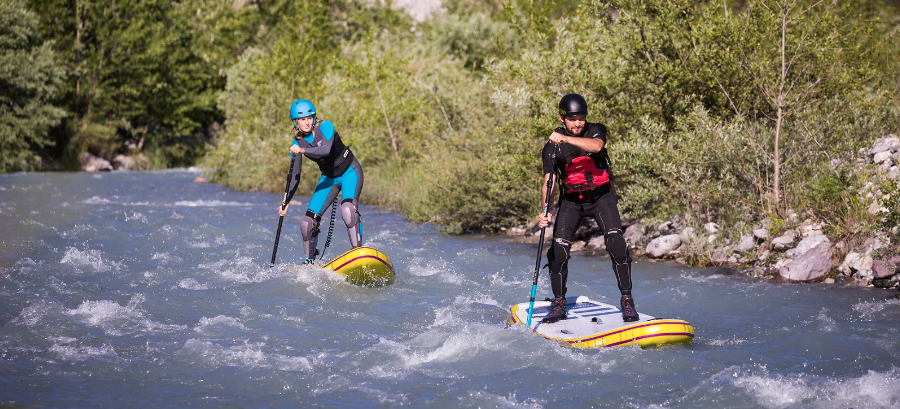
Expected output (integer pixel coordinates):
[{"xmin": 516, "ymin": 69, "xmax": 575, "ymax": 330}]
[{"xmin": 1, "ymin": 170, "xmax": 898, "ymax": 408}]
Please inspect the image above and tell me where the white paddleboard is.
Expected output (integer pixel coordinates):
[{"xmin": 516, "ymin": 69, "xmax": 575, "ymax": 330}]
[{"xmin": 508, "ymin": 296, "xmax": 694, "ymax": 348}]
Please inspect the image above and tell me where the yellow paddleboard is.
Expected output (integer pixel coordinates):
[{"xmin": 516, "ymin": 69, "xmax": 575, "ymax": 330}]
[
  {"xmin": 509, "ymin": 296, "xmax": 694, "ymax": 348},
  {"xmin": 322, "ymin": 246, "xmax": 395, "ymax": 286}
]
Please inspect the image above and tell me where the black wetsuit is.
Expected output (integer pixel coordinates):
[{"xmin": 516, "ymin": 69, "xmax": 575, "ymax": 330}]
[{"xmin": 541, "ymin": 123, "xmax": 633, "ymax": 298}]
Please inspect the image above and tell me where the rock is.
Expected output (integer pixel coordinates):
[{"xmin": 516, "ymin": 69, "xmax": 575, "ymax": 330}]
[
  {"xmin": 571, "ymin": 241, "xmax": 586, "ymax": 252},
  {"xmin": 711, "ymin": 246, "xmax": 729, "ymax": 264},
  {"xmin": 873, "ymin": 256, "xmax": 900, "ymax": 278},
  {"xmin": 873, "ymin": 277, "xmax": 895, "ymax": 288},
  {"xmin": 753, "ymin": 228, "xmax": 768, "ymax": 242},
  {"xmin": 727, "ymin": 255, "xmax": 738, "ymax": 264},
  {"xmin": 80, "ymin": 152, "xmax": 113, "ymax": 172},
  {"xmin": 793, "ymin": 234, "xmax": 830, "ymax": 258},
  {"xmin": 772, "ymin": 230, "xmax": 796, "ymax": 251},
  {"xmin": 840, "ymin": 251, "xmax": 860, "ymax": 274},
  {"xmin": 800, "ymin": 222, "xmax": 823, "ymax": 237},
  {"xmin": 645, "ymin": 234, "xmax": 683, "ymax": 258},
  {"xmin": 657, "ymin": 221, "xmax": 675, "ymax": 235},
  {"xmin": 853, "ymin": 269, "xmax": 875, "ymax": 280},
  {"xmin": 681, "ymin": 227, "xmax": 697, "ymax": 241},
  {"xmin": 703, "ymin": 222, "xmax": 720, "ymax": 234},
  {"xmin": 734, "ymin": 235, "xmax": 756, "ymax": 254},
  {"xmin": 824, "ymin": 278, "xmax": 835, "ymax": 284},
  {"xmin": 113, "ymin": 154, "xmax": 135, "ymax": 170},
  {"xmin": 777, "ymin": 241, "xmax": 833, "ymax": 283},
  {"xmin": 585, "ymin": 235, "xmax": 606, "ymax": 256},
  {"xmin": 867, "ymin": 201, "xmax": 882, "ymax": 216},
  {"xmin": 757, "ymin": 249, "xmax": 770, "ymax": 261},
  {"xmin": 707, "ymin": 234, "xmax": 718, "ymax": 244},
  {"xmin": 873, "ymin": 150, "xmax": 893, "ymax": 165},
  {"xmin": 889, "ymin": 167, "xmax": 899, "ymax": 181},
  {"xmin": 623, "ymin": 223, "xmax": 644, "ymax": 248},
  {"xmin": 870, "ymin": 135, "xmax": 899, "ymax": 156},
  {"xmin": 851, "ymin": 255, "xmax": 874, "ymax": 273}
]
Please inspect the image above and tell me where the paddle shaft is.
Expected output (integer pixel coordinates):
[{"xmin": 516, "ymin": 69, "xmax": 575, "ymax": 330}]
[
  {"xmin": 270, "ymin": 154, "xmax": 298, "ymax": 267},
  {"xmin": 527, "ymin": 172, "xmax": 555, "ymax": 326}
]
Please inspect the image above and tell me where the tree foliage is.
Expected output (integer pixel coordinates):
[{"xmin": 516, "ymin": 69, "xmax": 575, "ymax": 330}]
[{"xmin": 0, "ymin": 0, "xmax": 66, "ymax": 172}]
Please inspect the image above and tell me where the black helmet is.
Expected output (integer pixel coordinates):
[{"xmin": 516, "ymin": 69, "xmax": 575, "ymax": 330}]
[{"xmin": 558, "ymin": 93, "xmax": 588, "ymax": 117}]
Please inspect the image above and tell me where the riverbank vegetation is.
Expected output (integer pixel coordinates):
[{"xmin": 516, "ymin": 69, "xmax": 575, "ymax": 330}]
[{"xmin": 5, "ymin": 0, "xmax": 900, "ymax": 254}]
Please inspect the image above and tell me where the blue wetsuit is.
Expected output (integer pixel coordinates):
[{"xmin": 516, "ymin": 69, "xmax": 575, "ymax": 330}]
[{"xmin": 285, "ymin": 120, "xmax": 364, "ymax": 262}]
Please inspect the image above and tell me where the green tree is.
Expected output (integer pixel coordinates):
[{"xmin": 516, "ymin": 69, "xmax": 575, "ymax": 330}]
[{"xmin": 0, "ymin": 0, "xmax": 66, "ymax": 172}]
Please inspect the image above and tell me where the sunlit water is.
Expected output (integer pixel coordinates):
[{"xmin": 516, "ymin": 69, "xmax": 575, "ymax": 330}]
[{"xmin": 1, "ymin": 170, "xmax": 898, "ymax": 408}]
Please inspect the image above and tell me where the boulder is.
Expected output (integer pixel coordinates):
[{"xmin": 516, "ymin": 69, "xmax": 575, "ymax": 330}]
[
  {"xmin": 585, "ymin": 235, "xmax": 606, "ymax": 256},
  {"xmin": 646, "ymin": 234, "xmax": 683, "ymax": 258},
  {"xmin": 113, "ymin": 154, "xmax": 135, "ymax": 170},
  {"xmin": 657, "ymin": 221, "xmax": 675, "ymax": 235},
  {"xmin": 800, "ymin": 222, "xmax": 824, "ymax": 237},
  {"xmin": 793, "ymin": 234, "xmax": 830, "ymax": 258},
  {"xmin": 623, "ymin": 223, "xmax": 644, "ymax": 249},
  {"xmin": 840, "ymin": 251, "xmax": 860, "ymax": 274},
  {"xmin": 873, "ymin": 256, "xmax": 900, "ymax": 279},
  {"xmin": 80, "ymin": 152, "xmax": 113, "ymax": 172},
  {"xmin": 777, "ymin": 241, "xmax": 833, "ymax": 283},
  {"xmin": 889, "ymin": 167, "xmax": 899, "ymax": 181},
  {"xmin": 681, "ymin": 227, "xmax": 697, "ymax": 241},
  {"xmin": 571, "ymin": 241, "xmax": 586, "ymax": 252},
  {"xmin": 703, "ymin": 222, "xmax": 720, "ymax": 234},
  {"xmin": 873, "ymin": 150, "xmax": 893, "ymax": 165},
  {"xmin": 772, "ymin": 230, "xmax": 796, "ymax": 251},
  {"xmin": 711, "ymin": 246, "xmax": 729, "ymax": 264},
  {"xmin": 870, "ymin": 136, "xmax": 899, "ymax": 156},
  {"xmin": 753, "ymin": 228, "xmax": 769, "ymax": 242},
  {"xmin": 851, "ymin": 255, "xmax": 874, "ymax": 273},
  {"xmin": 734, "ymin": 235, "xmax": 756, "ymax": 254}
]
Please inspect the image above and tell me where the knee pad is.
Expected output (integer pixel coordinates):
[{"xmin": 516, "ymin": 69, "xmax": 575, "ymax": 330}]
[
  {"xmin": 300, "ymin": 211, "xmax": 321, "ymax": 241},
  {"xmin": 604, "ymin": 228, "xmax": 631, "ymax": 265},
  {"xmin": 340, "ymin": 199, "xmax": 362, "ymax": 247},
  {"xmin": 547, "ymin": 238, "xmax": 571, "ymax": 274}
]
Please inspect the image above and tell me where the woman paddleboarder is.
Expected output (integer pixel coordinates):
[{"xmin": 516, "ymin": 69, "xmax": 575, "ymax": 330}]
[{"xmin": 278, "ymin": 99, "xmax": 364, "ymax": 265}]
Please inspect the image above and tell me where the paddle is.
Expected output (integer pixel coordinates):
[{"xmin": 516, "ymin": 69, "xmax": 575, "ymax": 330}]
[
  {"xmin": 270, "ymin": 154, "xmax": 297, "ymax": 267},
  {"xmin": 527, "ymin": 171, "xmax": 556, "ymax": 326}
]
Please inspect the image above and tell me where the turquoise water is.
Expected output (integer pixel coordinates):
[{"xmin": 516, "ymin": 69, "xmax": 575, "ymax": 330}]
[{"xmin": 1, "ymin": 170, "xmax": 898, "ymax": 408}]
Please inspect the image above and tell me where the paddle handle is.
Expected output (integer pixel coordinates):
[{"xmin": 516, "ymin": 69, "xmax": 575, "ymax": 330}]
[
  {"xmin": 527, "ymin": 174, "xmax": 555, "ymax": 326},
  {"xmin": 270, "ymin": 154, "xmax": 297, "ymax": 267}
]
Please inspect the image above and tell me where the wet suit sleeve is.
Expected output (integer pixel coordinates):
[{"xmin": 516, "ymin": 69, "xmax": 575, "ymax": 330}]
[
  {"xmin": 542, "ymin": 142, "xmax": 557, "ymax": 176},
  {"xmin": 301, "ymin": 120, "xmax": 335, "ymax": 159},
  {"xmin": 284, "ymin": 140, "xmax": 303, "ymax": 204}
]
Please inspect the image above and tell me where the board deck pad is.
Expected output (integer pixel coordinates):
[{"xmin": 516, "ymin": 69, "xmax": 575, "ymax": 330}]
[
  {"xmin": 322, "ymin": 246, "xmax": 395, "ymax": 286},
  {"xmin": 509, "ymin": 296, "xmax": 694, "ymax": 348}
]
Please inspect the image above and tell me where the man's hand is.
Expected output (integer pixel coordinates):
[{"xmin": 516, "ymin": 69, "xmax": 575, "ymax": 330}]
[
  {"xmin": 537, "ymin": 212, "xmax": 553, "ymax": 228},
  {"xmin": 548, "ymin": 131, "xmax": 568, "ymax": 145},
  {"xmin": 278, "ymin": 203, "xmax": 289, "ymax": 216}
]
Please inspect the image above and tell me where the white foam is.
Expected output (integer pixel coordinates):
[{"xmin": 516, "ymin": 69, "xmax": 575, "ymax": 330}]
[
  {"xmin": 65, "ymin": 295, "xmax": 186, "ymax": 336},
  {"xmin": 152, "ymin": 252, "xmax": 182, "ymax": 263},
  {"xmin": 704, "ymin": 336, "xmax": 749, "ymax": 347},
  {"xmin": 194, "ymin": 315, "xmax": 247, "ymax": 333},
  {"xmin": 173, "ymin": 200, "xmax": 253, "ymax": 207},
  {"xmin": 83, "ymin": 196, "xmax": 111, "ymax": 204},
  {"xmin": 176, "ymin": 278, "xmax": 209, "ymax": 290},
  {"xmin": 717, "ymin": 366, "xmax": 900, "ymax": 408},
  {"xmin": 852, "ymin": 297, "xmax": 900, "ymax": 321},
  {"xmin": 178, "ymin": 339, "xmax": 313, "ymax": 371},
  {"xmin": 457, "ymin": 391, "xmax": 544, "ymax": 409},
  {"xmin": 49, "ymin": 342, "xmax": 119, "ymax": 361},
  {"xmin": 679, "ymin": 272, "xmax": 726, "ymax": 282},
  {"xmin": 200, "ymin": 257, "xmax": 287, "ymax": 284},
  {"xmin": 60, "ymin": 247, "xmax": 123, "ymax": 273}
]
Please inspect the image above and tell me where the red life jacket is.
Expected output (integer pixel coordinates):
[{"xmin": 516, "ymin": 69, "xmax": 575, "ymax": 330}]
[{"xmin": 563, "ymin": 156, "xmax": 609, "ymax": 194}]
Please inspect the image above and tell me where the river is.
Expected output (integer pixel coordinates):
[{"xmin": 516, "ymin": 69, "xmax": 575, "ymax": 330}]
[{"xmin": 1, "ymin": 170, "xmax": 898, "ymax": 408}]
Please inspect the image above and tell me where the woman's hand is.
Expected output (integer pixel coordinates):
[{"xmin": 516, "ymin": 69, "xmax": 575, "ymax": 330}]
[
  {"xmin": 290, "ymin": 145, "xmax": 304, "ymax": 155},
  {"xmin": 278, "ymin": 203, "xmax": 289, "ymax": 216},
  {"xmin": 537, "ymin": 212, "xmax": 553, "ymax": 228}
]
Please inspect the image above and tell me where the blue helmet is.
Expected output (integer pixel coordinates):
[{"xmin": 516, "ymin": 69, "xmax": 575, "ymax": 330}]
[{"xmin": 290, "ymin": 99, "xmax": 316, "ymax": 121}]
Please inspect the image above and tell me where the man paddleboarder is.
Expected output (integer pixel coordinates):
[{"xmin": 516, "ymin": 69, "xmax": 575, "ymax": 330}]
[
  {"xmin": 278, "ymin": 99, "xmax": 364, "ymax": 264},
  {"xmin": 536, "ymin": 93, "xmax": 639, "ymax": 323}
]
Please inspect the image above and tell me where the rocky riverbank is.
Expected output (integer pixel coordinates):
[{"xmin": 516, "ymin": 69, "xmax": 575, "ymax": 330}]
[{"xmin": 506, "ymin": 135, "xmax": 900, "ymax": 291}]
